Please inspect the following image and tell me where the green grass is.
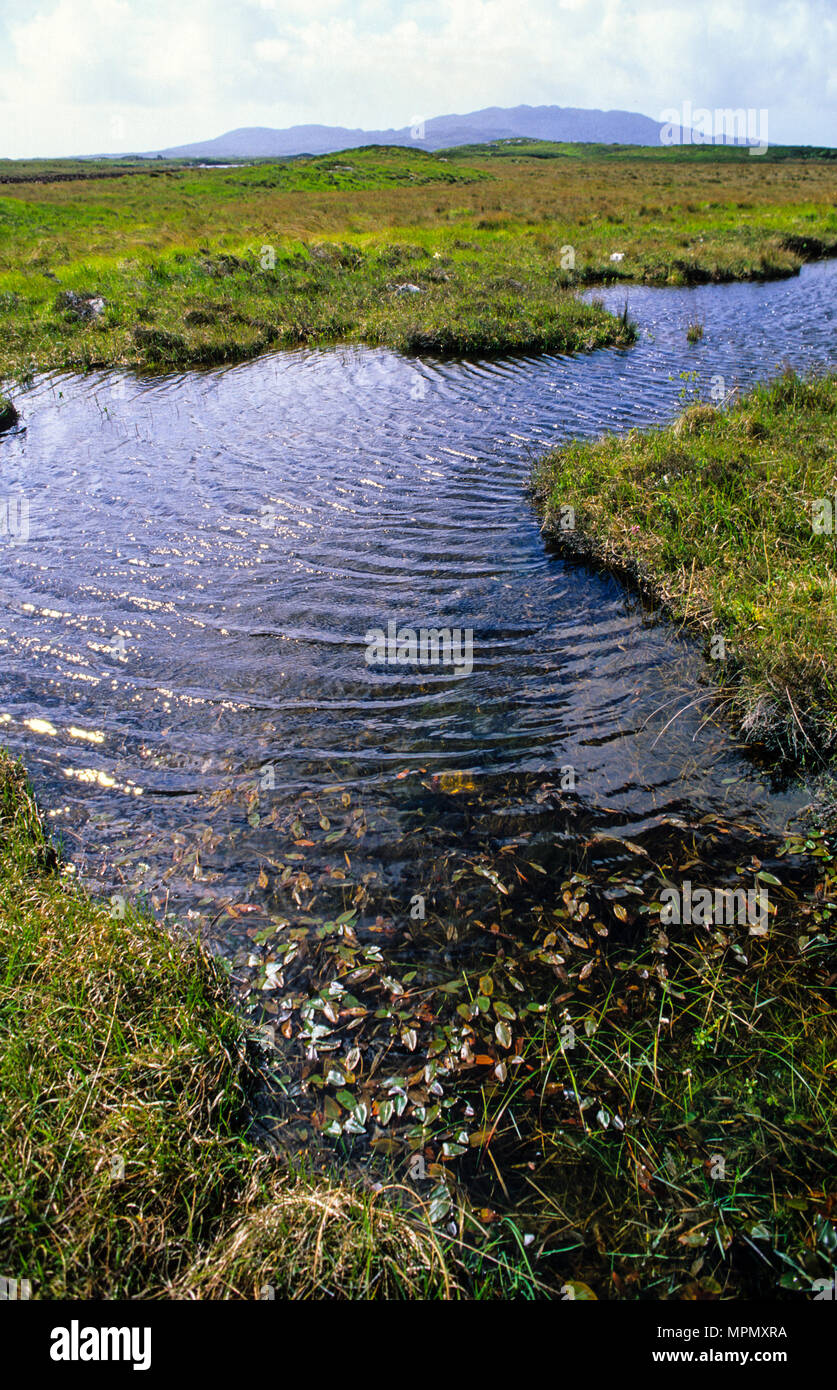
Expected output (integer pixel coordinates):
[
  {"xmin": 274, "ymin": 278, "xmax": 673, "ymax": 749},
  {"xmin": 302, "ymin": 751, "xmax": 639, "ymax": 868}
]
[
  {"xmin": 533, "ymin": 370, "xmax": 837, "ymax": 763},
  {"xmin": 441, "ymin": 139, "xmax": 837, "ymax": 163},
  {"xmin": 0, "ymin": 146, "xmax": 630, "ymax": 369},
  {"xmin": 0, "ymin": 144, "xmax": 836, "ymax": 375},
  {"xmin": 0, "ymin": 752, "xmax": 468, "ymax": 1299},
  {"xmin": 0, "ymin": 236, "xmax": 632, "ymax": 372}
]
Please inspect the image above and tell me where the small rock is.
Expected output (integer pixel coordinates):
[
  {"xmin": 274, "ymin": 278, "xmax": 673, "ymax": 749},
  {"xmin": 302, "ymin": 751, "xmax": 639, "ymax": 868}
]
[
  {"xmin": 55, "ymin": 290, "xmax": 107, "ymax": 322},
  {"xmin": 0, "ymin": 395, "xmax": 19, "ymax": 432}
]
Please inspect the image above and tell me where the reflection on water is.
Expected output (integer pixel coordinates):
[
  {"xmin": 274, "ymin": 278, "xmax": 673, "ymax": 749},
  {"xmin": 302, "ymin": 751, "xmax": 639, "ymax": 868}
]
[{"xmin": 0, "ymin": 262, "xmax": 835, "ymax": 934}]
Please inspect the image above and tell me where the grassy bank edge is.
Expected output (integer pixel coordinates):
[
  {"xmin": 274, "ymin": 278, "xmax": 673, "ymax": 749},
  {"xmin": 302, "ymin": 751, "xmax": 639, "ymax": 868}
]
[
  {"xmin": 531, "ymin": 369, "xmax": 837, "ymax": 766},
  {"xmin": 2, "ymin": 239, "xmax": 831, "ymax": 382},
  {"xmin": 0, "ymin": 752, "xmax": 476, "ymax": 1300}
]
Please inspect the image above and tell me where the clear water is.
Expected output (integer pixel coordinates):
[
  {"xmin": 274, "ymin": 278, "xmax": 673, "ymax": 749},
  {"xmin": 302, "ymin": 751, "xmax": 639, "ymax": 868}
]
[{"xmin": 0, "ymin": 261, "xmax": 835, "ymax": 949}]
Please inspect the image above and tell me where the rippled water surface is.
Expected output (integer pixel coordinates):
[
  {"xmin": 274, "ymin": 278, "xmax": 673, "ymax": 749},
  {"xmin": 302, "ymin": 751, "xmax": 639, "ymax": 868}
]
[{"xmin": 1, "ymin": 262, "xmax": 836, "ymax": 943}]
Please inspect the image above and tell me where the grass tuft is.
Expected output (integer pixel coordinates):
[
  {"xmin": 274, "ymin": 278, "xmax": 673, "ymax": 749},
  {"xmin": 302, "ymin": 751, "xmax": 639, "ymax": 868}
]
[
  {"xmin": 0, "ymin": 753, "xmax": 462, "ymax": 1299},
  {"xmin": 533, "ymin": 369, "xmax": 837, "ymax": 763}
]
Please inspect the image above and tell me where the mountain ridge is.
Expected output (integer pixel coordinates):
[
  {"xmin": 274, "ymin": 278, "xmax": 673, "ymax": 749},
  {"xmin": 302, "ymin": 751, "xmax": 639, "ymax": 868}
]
[{"xmin": 154, "ymin": 104, "xmax": 683, "ymax": 159}]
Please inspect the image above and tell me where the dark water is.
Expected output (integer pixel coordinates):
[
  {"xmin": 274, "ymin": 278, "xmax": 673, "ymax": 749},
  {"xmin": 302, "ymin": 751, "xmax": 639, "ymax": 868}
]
[{"xmin": 0, "ymin": 262, "xmax": 835, "ymax": 951}]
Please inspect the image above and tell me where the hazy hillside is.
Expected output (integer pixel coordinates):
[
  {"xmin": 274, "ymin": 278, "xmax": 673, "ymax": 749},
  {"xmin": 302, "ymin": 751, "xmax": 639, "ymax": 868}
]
[{"xmin": 157, "ymin": 104, "xmax": 672, "ymax": 159}]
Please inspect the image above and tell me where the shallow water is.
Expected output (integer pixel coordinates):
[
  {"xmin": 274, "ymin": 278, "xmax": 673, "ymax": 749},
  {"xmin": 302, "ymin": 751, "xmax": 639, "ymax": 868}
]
[{"xmin": 0, "ymin": 261, "xmax": 835, "ymax": 939}]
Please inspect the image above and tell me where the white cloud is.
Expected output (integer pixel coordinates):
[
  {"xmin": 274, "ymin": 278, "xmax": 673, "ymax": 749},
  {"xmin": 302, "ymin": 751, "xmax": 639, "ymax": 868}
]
[
  {"xmin": 253, "ymin": 38, "xmax": 290, "ymax": 62},
  {"xmin": 0, "ymin": 0, "xmax": 832, "ymax": 156}
]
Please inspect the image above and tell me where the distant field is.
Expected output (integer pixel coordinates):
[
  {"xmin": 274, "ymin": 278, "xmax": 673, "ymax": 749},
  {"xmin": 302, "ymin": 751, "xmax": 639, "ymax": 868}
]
[
  {"xmin": 0, "ymin": 158, "xmax": 190, "ymax": 184},
  {"xmin": 0, "ymin": 142, "xmax": 835, "ymax": 375},
  {"xmin": 0, "ymin": 148, "xmax": 489, "ymax": 188},
  {"xmin": 440, "ymin": 137, "xmax": 837, "ymax": 161}
]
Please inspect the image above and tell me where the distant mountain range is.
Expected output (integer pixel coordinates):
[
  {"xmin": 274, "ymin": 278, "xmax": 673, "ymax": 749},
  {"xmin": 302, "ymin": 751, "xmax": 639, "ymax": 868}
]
[{"xmin": 154, "ymin": 104, "xmax": 688, "ymax": 160}]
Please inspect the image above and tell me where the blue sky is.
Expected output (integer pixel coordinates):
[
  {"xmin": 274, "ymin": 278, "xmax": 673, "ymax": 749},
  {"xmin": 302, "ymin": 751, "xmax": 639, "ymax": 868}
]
[{"xmin": 0, "ymin": 0, "xmax": 834, "ymax": 157}]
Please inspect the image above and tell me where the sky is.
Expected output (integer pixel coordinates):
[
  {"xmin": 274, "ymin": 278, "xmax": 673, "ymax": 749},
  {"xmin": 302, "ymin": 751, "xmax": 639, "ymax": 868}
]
[{"xmin": 0, "ymin": 0, "xmax": 834, "ymax": 158}]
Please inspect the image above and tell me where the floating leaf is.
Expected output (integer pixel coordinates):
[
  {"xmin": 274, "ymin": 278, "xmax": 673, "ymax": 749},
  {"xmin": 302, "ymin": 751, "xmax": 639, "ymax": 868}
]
[
  {"xmin": 473, "ymin": 864, "xmax": 509, "ymax": 894},
  {"xmin": 428, "ymin": 1188, "xmax": 451, "ymax": 1223}
]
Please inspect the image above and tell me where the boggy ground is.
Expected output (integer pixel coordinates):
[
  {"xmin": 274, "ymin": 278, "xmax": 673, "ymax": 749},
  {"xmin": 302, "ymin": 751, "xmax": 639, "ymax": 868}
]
[
  {"xmin": 0, "ymin": 755, "xmax": 464, "ymax": 1299},
  {"xmin": 220, "ymin": 763, "xmax": 837, "ymax": 1302},
  {"xmin": 5, "ymin": 742, "xmax": 836, "ymax": 1301},
  {"xmin": 3, "ymin": 147, "xmax": 837, "ymax": 1301},
  {"xmin": 0, "ymin": 143, "xmax": 836, "ymax": 379}
]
